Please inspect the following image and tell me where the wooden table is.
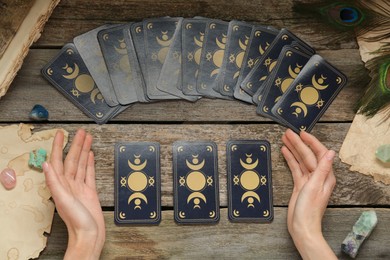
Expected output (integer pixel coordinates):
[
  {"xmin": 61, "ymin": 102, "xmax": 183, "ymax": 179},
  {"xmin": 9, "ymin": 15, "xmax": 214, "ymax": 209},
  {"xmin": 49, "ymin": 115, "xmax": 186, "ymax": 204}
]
[{"xmin": 1, "ymin": 0, "xmax": 389, "ymax": 258}]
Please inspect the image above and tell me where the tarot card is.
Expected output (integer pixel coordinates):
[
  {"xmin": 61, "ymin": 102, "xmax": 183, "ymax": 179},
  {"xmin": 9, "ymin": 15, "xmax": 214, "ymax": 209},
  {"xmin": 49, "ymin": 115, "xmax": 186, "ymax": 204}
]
[
  {"xmin": 157, "ymin": 18, "xmax": 198, "ymax": 101},
  {"xmin": 216, "ymin": 20, "xmax": 253, "ymax": 97},
  {"xmin": 271, "ymin": 54, "xmax": 348, "ymax": 133},
  {"xmin": 41, "ymin": 43, "xmax": 120, "ymax": 124},
  {"xmin": 256, "ymin": 46, "xmax": 312, "ymax": 121},
  {"xmin": 173, "ymin": 141, "xmax": 219, "ymax": 224},
  {"xmin": 233, "ymin": 26, "xmax": 278, "ymax": 103},
  {"xmin": 240, "ymin": 28, "xmax": 314, "ymax": 96},
  {"xmin": 114, "ymin": 142, "xmax": 161, "ymax": 225},
  {"xmin": 227, "ymin": 140, "xmax": 273, "ymax": 222},
  {"xmin": 129, "ymin": 22, "xmax": 151, "ymax": 103},
  {"xmin": 74, "ymin": 24, "xmax": 119, "ymax": 107},
  {"xmin": 196, "ymin": 20, "xmax": 232, "ymax": 99},
  {"xmin": 143, "ymin": 17, "xmax": 180, "ymax": 100},
  {"xmin": 181, "ymin": 18, "xmax": 207, "ymax": 96},
  {"xmin": 97, "ymin": 23, "xmax": 139, "ymax": 105}
]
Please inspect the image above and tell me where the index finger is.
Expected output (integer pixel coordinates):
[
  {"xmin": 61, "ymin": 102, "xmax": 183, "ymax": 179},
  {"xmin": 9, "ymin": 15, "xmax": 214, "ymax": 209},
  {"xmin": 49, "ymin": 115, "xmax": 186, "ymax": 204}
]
[{"xmin": 300, "ymin": 131, "xmax": 328, "ymax": 161}]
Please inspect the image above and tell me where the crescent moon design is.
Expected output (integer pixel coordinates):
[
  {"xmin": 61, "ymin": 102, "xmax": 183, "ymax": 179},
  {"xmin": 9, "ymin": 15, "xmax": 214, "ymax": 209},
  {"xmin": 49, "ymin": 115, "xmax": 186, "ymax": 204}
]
[
  {"xmin": 103, "ymin": 33, "xmax": 109, "ymax": 41},
  {"xmin": 312, "ymin": 75, "xmax": 329, "ymax": 90},
  {"xmin": 186, "ymin": 159, "xmax": 205, "ymax": 171},
  {"xmin": 288, "ymin": 65, "xmax": 299, "ymax": 78},
  {"xmin": 216, "ymin": 37, "xmax": 226, "ymax": 50},
  {"xmin": 119, "ymin": 146, "xmax": 126, "ymax": 153},
  {"xmin": 177, "ymin": 146, "xmax": 184, "ymax": 152},
  {"xmin": 147, "ymin": 23, "xmax": 153, "ymax": 30},
  {"xmin": 156, "ymin": 36, "xmax": 172, "ymax": 47},
  {"xmin": 238, "ymin": 39, "xmax": 247, "ymax": 51},
  {"xmin": 277, "ymin": 108, "xmax": 283, "ymax": 115},
  {"xmin": 336, "ymin": 77, "xmax": 342, "ymax": 84},
  {"xmin": 185, "ymin": 23, "xmax": 192, "ymax": 29},
  {"xmin": 263, "ymin": 210, "xmax": 270, "ymax": 217},
  {"xmin": 206, "ymin": 145, "xmax": 213, "ymax": 152},
  {"xmin": 63, "ymin": 63, "xmax": 80, "ymax": 79},
  {"xmin": 119, "ymin": 212, "xmax": 126, "ymax": 219},
  {"xmin": 233, "ymin": 210, "xmax": 240, "ymax": 217},
  {"xmin": 128, "ymin": 192, "xmax": 148, "ymax": 205},
  {"xmin": 66, "ymin": 49, "xmax": 74, "ymax": 55},
  {"xmin": 187, "ymin": 192, "xmax": 207, "ymax": 204},
  {"xmin": 263, "ymin": 106, "xmax": 269, "ymax": 113},
  {"xmin": 231, "ymin": 145, "xmax": 237, "ymax": 151},
  {"xmin": 291, "ymin": 102, "xmax": 308, "ymax": 117},
  {"xmin": 209, "ymin": 23, "xmax": 216, "ymax": 29},
  {"xmin": 96, "ymin": 112, "xmax": 104, "ymax": 118},
  {"xmin": 90, "ymin": 88, "xmax": 101, "ymax": 104},
  {"xmin": 239, "ymin": 158, "xmax": 259, "ymax": 170},
  {"xmin": 128, "ymin": 160, "xmax": 147, "ymax": 171},
  {"xmin": 233, "ymin": 25, "xmax": 239, "ymax": 31},
  {"xmin": 223, "ymin": 85, "xmax": 230, "ymax": 92},
  {"xmin": 179, "ymin": 211, "xmax": 186, "ymax": 218},
  {"xmin": 209, "ymin": 211, "xmax": 216, "ymax": 218},
  {"xmin": 210, "ymin": 68, "xmax": 220, "ymax": 77},
  {"xmin": 241, "ymin": 191, "xmax": 261, "ymax": 203},
  {"xmin": 194, "ymin": 36, "xmax": 203, "ymax": 47},
  {"xmin": 47, "ymin": 68, "xmax": 53, "ymax": 76},
  {"xmin": 114, "ymin": 45, "xmax": 128, "ymax": 55},
  {"xmin": 149, "ymin": 146, "xmax": 155, "ymax": 152},
  {"xmin": 150, "ymin": 211, "xmax": 157, "ymax": 219},
  {"xmin": 255, "ymin": 30, "xmax": 261, "ymax": 37},
  {"xmin": 286, "ymin": 51, "xmax": 292, "ymax": 57},
  {"xmin": 300, "ymin": 126, "xmax": 307, "ymax": 131},
  {"xmin": 260, "ymin": 145, "xmax": 267, "ymax": 152},
  {"xmin": 135, "ymin": 26, "xmax": 142, "ymax": 33}
]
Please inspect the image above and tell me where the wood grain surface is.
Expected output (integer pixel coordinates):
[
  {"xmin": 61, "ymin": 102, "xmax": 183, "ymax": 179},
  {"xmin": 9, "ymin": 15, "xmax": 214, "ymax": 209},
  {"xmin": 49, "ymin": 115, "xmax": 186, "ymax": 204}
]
[{"xmin": 1, "ymin": 0, "xmax": 388, "ymax": 258}]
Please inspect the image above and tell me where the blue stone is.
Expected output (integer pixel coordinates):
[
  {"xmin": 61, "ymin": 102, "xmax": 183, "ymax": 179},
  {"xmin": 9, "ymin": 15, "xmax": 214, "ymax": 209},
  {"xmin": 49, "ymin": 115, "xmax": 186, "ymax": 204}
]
[{"xmin": 29, "ymin": 105, "xmax": 49, "ymax": 121}]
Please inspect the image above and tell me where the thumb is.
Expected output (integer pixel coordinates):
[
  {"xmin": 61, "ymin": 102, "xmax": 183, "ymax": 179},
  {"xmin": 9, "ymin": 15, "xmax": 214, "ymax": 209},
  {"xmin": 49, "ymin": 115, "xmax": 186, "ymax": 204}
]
[{"xmin": 312, "ymin": 150, "xmax": 335, "ymax": 185}]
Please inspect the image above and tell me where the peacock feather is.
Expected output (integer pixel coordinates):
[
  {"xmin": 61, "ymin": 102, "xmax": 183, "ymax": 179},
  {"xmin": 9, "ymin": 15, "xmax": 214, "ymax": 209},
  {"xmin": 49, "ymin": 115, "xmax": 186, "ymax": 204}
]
[
  {"xmin": 293, "ymin": 0, "xmax": 390, "ymax": 41},
  {"xmin": 294, "ymin": 0, "xmax": 390, "ymax": 118},
  {"xmin": 356, "ymin": 54, "xmax": 390, "ymax": 118}
]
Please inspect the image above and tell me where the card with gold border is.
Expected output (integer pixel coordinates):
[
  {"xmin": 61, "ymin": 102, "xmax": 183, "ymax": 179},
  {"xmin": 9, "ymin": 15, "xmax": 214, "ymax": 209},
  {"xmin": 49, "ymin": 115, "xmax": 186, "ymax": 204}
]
[
  {"xmin": 227, "ymin": 140, "xmax": 273, "ymax": 222},
  {"xmin": 271, "ymin": 54, "xmax": 347, "ymax": 133},
  {"xmin": 41, "ymin": 43, "xmax": 120, "ymax": 124},
  {"xmin": 114, "ymin": 142, "xmax": 161, "ymax": 225},
  {"xmin": 173, "ymin": 141, "xmax": 220, "ymax": 224}
]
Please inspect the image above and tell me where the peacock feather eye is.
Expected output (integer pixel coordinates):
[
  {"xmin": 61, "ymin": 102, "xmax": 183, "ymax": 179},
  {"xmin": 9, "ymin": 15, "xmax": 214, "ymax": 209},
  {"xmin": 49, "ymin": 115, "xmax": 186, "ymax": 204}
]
[{"xmin": 321, "ymin": 3, "xmax": 365, "ymax": 28}]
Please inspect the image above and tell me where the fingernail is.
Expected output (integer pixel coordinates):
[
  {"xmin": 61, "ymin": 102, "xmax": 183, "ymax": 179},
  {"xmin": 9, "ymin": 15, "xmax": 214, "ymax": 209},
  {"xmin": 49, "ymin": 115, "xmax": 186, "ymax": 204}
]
[
  {"xmin": 1, "ymin": 168, "xmax": 16, "ymax": 190},
  {"xmin": 326, "ymin": 150, "xmax": 336, "ymax": 161},
  {"xmin": 42, "ymin": 162, "xmax": 49, "ymax": 172}
]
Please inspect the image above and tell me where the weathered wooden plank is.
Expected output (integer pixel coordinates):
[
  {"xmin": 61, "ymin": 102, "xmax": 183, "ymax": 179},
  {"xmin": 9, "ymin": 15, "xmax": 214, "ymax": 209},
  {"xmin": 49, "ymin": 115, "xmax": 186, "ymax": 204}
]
[
  {"xmin": 39, "ymin": 208, "xmax": 390, "ymax": 259},
  {"xmin": 15, "ymin": 123, "xmax": 390, "ymax": 207},
  {"xmin": 0, "ymin": 48, "xmax": 365, "ymax": 122},
  {"xmin": 34, "ymin": 0, "xmax": 358, "ymax": 50}
]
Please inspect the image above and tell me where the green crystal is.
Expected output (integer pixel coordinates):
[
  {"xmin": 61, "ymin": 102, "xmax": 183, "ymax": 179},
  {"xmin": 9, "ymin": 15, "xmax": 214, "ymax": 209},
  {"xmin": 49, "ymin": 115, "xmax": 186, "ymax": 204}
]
[
  {"xmin": 28, "ymin": 148, "xmax": 47, "ymax": 170},
  {"xmin": 341, "ymin": 210, "xmax": 378, "ymax": 258},
  {"xmin": 375, "ymin": 144, "xmax": 390, "ymax": 163}
]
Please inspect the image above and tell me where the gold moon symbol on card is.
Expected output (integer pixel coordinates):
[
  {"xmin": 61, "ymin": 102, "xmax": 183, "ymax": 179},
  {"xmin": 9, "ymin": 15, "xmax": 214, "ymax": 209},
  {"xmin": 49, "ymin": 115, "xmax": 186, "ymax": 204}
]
[
  {"xmin": 282, "ymin": 34, "xmax": 288, "ymax": 40},
  {"xmin": 241, "ymin": 191, "xmax": 260, "ymax": 206},
  {"xmin": 194, "ymin": 34, "xmax": 203, "ymax": 48},
  {"xmin": 263, "ymin": 106, "xmax": 269, "ymax": 113},
  {"xmin": 336, "ymin": 77, "xmax": 342, "ymax": 84},
  {"xmin": 233, "ymin": 25, "xmax": 239, "ymax": 31},
  {"xmin": 62, "ymin": 63, "xmax": 80, "ymax": 79},
  {"xmin": 177, "ymin": 146, "xmax": 184, "ymax": 152},
  {"xmin": 239, "ymin": 155, "xmax": 259, "ymax": 170},
  {"xmin": 288, "ymin": 64, "xmax": 301, "ymax": 78},
  {"xmin": 156, "ymin": 31, "xmax": 172, "ymax": 47},
  {"xmin": 128, "ymin": 192, "xmax": 148, "ymax": 209},
  {"xmin": 135, "ymin": 26, "xmax": 142, "ymax": 33},
  {"xmin": 209, "ymin": 211, "xmax": 216, "ymax": 218},
  {"xmin": 291, "ymin": 102, "xmax": 308, "ymax": 117},
  {"xmin": 149, "ymin": 146, "xmax": 155, "ymax": 152},
  {"xmin": 147, "ymin": 23, "xmax": 153, "ymax": 29},
  {"xmin": 300, "ymin": 87, "xmax": 319, "ymax": 105},
  {"xmin": 128, "ymin": 159, "xmax": 147, "ymax": 171},
  {"xmin": 233, "ymin": 210, "xmax": 240, "ymax": 217},
  {"xmin": 150, "ymin": 211, "xmax": 157, "ymax": 219},
  {"xmin": 224, "ymin": 85, "xmax": 230, "ymax": 92},
  {"xmin": 216, "ymin": 34, "xmax": 227, "ymax": 50},
  {"xmin": 263, "ymin": 210, "xmax": 270, "ymax": 217},
  {"xmin": 127, "ymin": 172, "xmax": 148, "ymax": 192},
  {"xmin": 96, "ymin": 112, "xmax": 103, "ymax": 118},
  {"xmin": 187, "ymin": 192, "xmax": 207, "ymax": 207},
  {"xmin": 277, "ymin": 108, "xmax": 283, "ymax": 115},
  {"xmin": 286, "ymin": 51, "xmax": 292, "ymax": 57},
  {"xmin": 206, "ymin": 145, "xmax": 213, "ymax": 152},
  {"xmin": 66, "ymin": 48, "xmax": 74, "ymax": 55},
  {"xmin": 260, "ymin": 145, "xmax": 266, "ymax": 152},
  {"xmin": 103, "ymin": 33, "xmax": 109, "ymax": 41},
  {"xmin": 255, "ymin": 30, "xmax": 261, "ymax": 37},
  {"xmin": 186, "ymin": 172, "xmax": 206, "ymax": 191},
  {"xmin": 119, "ymin": 212, "xmax": 126, "ymax": 219},
  {"xmin": 114, "ymin": 39, "xmax": 127, "ymax": 55},
  {"xmin": 90, "ymin": 89, "xmax": 103, "ymax": 104},
  {"xmin": 210, "ymin": 23, "xmax": 216, "ymax": 29},
  {"xmin": 119, "ymin": 146, "xmax": 126, "ymax": 153},
  {"xmin": 312, "ymin": 74, "xmax": 328, "ymax": 90},
  {"xmin": 47, "ymin": 68, "xmax": 53, "ymax": 76},
  {"xmin": 179, "ymin": 211, "xmax": 186, "ymax": 218},
  {"xmin": 240, "ymin": 171, "xmax": 260, "ymax": 190},
  {"xmin": 186, "ymin": 23, "xmax": 192, "ymax": 29},
  {"xmin": 231, "ymin": 145, "xmax": 237, "ymax": 151},
  {"xmin": 186, "ymin": 157, "xmax": 205, "ymax": 171}
]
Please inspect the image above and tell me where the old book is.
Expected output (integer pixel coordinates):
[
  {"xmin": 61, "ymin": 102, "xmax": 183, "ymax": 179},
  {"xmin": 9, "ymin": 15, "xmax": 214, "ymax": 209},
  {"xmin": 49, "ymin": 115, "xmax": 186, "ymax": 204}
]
[{"xmin": 0, "ymin": 0, "xmax": 60, "ymax": 99}]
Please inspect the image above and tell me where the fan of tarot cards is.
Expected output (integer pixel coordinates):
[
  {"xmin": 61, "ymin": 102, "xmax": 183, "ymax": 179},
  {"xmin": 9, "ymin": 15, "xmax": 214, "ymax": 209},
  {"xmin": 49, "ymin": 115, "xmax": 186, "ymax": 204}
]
[{"xmin": 42, "ymin": 17, "xmax": 347, "ymax": 132}]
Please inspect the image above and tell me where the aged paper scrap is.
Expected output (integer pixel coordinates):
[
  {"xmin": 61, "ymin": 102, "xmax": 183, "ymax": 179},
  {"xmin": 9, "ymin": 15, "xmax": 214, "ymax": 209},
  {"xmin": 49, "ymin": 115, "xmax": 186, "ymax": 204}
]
[{"xmin": 0, "ymin": 124, "xmax": 68, "ymax": 259}]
